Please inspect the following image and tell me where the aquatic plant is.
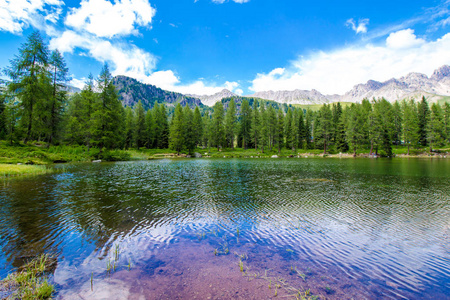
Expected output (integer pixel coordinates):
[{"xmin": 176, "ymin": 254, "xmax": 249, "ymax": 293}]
[{"xmin": 0, "ymin": 254, "xmax": 55, "ymax": 299}]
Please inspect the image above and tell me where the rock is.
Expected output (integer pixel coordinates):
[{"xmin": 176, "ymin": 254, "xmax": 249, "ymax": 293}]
[
  {"xmin": 271, "ymin": 155, "xmax": 278, "ymax": 158},
  {"xmin": 194, "ymin": 152, "xmax": 202, "ymax": 158},
  {"xmin": 17, "ymin": 163, "xmax": 23, "ymax": 165},
  {"xmin": 186, "ymin": 155, "xmax": 191, "ymax": 158},
  {"xmin": 92, "ymin": 160, "xmax": 102, "ymax": 163}
]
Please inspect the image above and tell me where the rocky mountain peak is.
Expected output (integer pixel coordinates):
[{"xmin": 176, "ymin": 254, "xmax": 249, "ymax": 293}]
[{"xmin": 431, "ymin": 65, "xmax": 450, "ymax": 81}]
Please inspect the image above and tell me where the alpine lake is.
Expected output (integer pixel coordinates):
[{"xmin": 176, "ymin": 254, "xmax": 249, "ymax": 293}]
[{"xmin": 0, "ymin": 158, "xmax": 449, "ymax": 299}]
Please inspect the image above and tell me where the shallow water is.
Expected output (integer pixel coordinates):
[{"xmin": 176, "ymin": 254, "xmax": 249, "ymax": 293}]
[{"xmin": 0, "ymin": 158, "xmax": 449, "ymax": 299}]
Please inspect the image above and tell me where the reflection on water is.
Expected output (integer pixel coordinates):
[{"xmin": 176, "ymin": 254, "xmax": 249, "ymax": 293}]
[{"xmin": 0, "ymin": 158, "xmax": 449, "ymax": 299}]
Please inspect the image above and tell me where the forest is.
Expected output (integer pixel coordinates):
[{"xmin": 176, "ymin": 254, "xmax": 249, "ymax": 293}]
[{"xmin": 1, "ymin": 32, "xmax": 450, "ymax": 160}]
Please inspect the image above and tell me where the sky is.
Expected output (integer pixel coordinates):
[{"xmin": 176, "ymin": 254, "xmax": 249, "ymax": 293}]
[{"xmin": 1, "ymin": 0, "xmax": 450, "ymax": 96}]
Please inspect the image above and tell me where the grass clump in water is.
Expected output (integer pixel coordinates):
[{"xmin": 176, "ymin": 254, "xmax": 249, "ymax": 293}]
[
  {"xmin": 0, "ymin": 164, "xmax": 54, "ymax": 177},
  {"xmin": 0, "ymin": 254, "xmax": 56, "ymax": 299}
]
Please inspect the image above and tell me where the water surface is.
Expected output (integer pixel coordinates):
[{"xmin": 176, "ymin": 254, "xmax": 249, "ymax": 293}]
[{"xmin": 0, "ymin": 158, "xmax": 449, "ymax": 299}]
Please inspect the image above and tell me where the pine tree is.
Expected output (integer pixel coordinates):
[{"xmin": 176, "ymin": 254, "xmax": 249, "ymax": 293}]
[
  {"xmin": 169, "ymin": 103, "xmax": 184, "ymax": 155},
  {"xmin": 211, "ymin": 101, "xmax": 225, "ymax": 150},
  {"xmin": 427, "ymin": 103, "xmax": 445, "ymax": 151},
  {"xmin": 224, "ymin": 98, "xmax": 237, "ymax": 148},
  {"xmin": 6, "ymin": 31, "xmax": 50, "ymax": 142},
  {"xmin": 276, "ymin": 109, "xmax": 284, "ymax": 153},
  {"xmin": 418, "ymin": 97, "xmax": 430, "ymax": 146},
  {"xmin": 183, "ymin": 105, "xmax": 195, "ymax": 154},
  {"xmin": 91, "ymin": 63, "xmax": 124, "ymax": 149},
  {"xmin": 145, "ymin": 109, "xmax": 155, "ymax": 148},
  {"xmin": 392, "ymin": 101, "xmax": 402, "ymax": 145},
  {"xmin": 239, "ymin": 99, "xmax": 252, "ymax": 149},
  {"xmin": 193, "ymin": 106, "xmax": 203, "ymax": 147},
  {"xmin": 297, "ymin": 109, "xmax": 305, "ymax": 149},
  {"xmin": 314, "ymin": 104, "xmax": 333, "ymax": 154},
  {"xmin": 124, "ymin": 106, "xmax": 134, "ymax": 149},
  {"xmin": 267, "ymin": 105, "xmax": 277, "ymax": 151},
  {"xmin": 291, "ymin": 109, "xmax": 299, "ymax": 152},
  {"xmin": 304, "ymin": 109, "xmax": 313, "ymax": 149},
  {"xmin": 284, "ymin": 108, "xmax": 293, "ymax": 150},
  {"xmin": 47, "ymin": 49, "xmax": 69, "ymax": 145},
  {"xmin": 134, "ymin": 101, "xmax": 146, "ymax": 148},
  {"xmin": 258, "ymin": 103, "xmax": 268, "ymax": 152},
  {"xmin": 443, "ymin": 102, "xmax": 450, "ymax": 144},
  {"xmin": 250, "ymin": 100, "xmax": 259, "ymax": 150},
  {"xmin": 346, "ymin": 103, "xmax": 366, "ymax": 156},
  {"xmin": 401, "ymin": 99, "xmax": 419, "ymax": 155}
]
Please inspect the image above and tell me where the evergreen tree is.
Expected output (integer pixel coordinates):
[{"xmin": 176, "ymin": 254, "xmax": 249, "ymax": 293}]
[
  {"xmin": 239, "ymin": 99, "xmax": 252, "ymax": 149},
  {"xmin": 392, "ymin": 101, "xmax": 402, "ymax": 145},
  {"xmin": 133, "ymin": 101, "xmax": 146, "ymax": 148},
  {"xmin": 267, "ymin": 105, "xmax": 277, "ymax": 151},
  {"xmin": 169, "ymin": 103, "xmax": 184, "ymax": 155},
  {"xmin": 224, "ymin": 98, "xmax": 237, "ymax": 148},
  {"xmin": 193, "ymin": 106, "xmax": 203, "ymax": 147},
  {"xmin": 276, "ymin": 109, "xmax": 284, "ymax": 153},
  {"xmin": 6, "ymin": 31, "xmax": 50, "ymax": 142},
  {"xmin": 250, "ymin": 100, "xmax": 260, "ymax": 150},
  {"xmin": 211, "ymin": 101, "xmax": 225, "ymax": 150},
  {"xmin": 314, "ymin": 104, "xmax": 333, "ymax": 154},
  {"xmin": 154, "ymin": 103, "xmax": 169, "ymax": 148},
  {"xmin": 291, "ymin": 109, "xmax": 299, "ymax": 152},
  {"xmin": 145, "ymin": 108, "xmax": 155, "ymax": 148},
  {"xmin": 401, "ymin": 99, "xmax": 419, "ymax": 155},
  {"xmin": 124, "ymin": 106, "xmax": 134, "ymax": 149},
  {"xmin": 346, "ymin": 104, "xmax": 366, "ymax": 156},
  {"xmin": 443, "ymin": 102, "xmax": 450, "ymax": 144},
  {"xmin": 91, "ymin": 63, "xmax": 124, "ymax": 149},
  {"xmin": 259, "ymin": 103, "xmax": 268, "ymax": 152},
  {"xmin": 297, "ymin": 109, "xmax": 305, "ymax": 149},
  {"xmin": 183, "ymin": 105, "xmax": 195, "ymax": 154},
  {"xmin": 304, "ymin": 109, "xmax": 313, "ymax": 149},
  {"xmin": 47, "ymin": 49, "xmax": 69, "ymax": 145},
  {"xmin": 418, "ymin": 97, "xmax": 430, "ymax": 146},
  {"xmin": 427, "ymin": 103, "xmax": 445, "ymax": 151},
  {"xmin": 284, "ymin": 108, "xmax": 293, "ymax": 150}
]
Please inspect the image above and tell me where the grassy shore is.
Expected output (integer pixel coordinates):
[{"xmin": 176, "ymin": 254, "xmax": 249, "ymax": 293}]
[{"xmin": 0, "ymin": 142, "xmax": 448, "ymax": 166}]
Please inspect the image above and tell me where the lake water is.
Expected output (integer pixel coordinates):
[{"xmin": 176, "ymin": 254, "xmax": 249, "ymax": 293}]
[{"xmin": 0, "ymin": 158, "xmax": 449, "ymax": 299}]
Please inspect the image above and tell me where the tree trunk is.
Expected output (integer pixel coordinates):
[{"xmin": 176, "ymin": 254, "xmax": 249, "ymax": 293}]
[
  {"xmin": 323, "ymin": 140, "xmax": 327, "ymax": 155},
  {"xmin": 353, "ymin": 146, "xmax": 356, "ymax": 157},
  {"xmin": 407, "ymin": 144, "xmax": 410, "ymax": 156}
]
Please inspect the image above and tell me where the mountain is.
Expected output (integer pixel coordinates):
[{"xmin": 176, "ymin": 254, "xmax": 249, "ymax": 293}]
[
  {"xmin": 187, "ymin": 89, "xmax": 238, "ymax": 106},
  {"xmin": 250, "ymin": 89, "xmax": 333, "ymax": 105},
  {"xmin": 113, "ymin": 75, "xmax": 203, "ymax": 110},
  {"xmin": 249, "ymin": 65, "xmax": 450, "ymax": 104}
]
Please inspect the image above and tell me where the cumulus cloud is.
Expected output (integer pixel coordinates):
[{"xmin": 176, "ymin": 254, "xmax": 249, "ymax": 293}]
[
  {"xmin": 65, "ymin": 0, "xmax": 155, "ymax": 38},
  {"xmin": 250, "ymin": 29, "xmax": 450, "ymax": 95},
  {"xmin": 346, "ymin": 18, "xmax": 369, "ymax": 34},
  {"xmin": 143, "ymin": 70, "xmax": 241, "ymax": 95},
  {"xmin": 50, "ymin": 30, "xmax": 157, "ymax": 79},
  {"xmin": 0, "ymin": 0, "xmax": 63, "ymax": 34}
]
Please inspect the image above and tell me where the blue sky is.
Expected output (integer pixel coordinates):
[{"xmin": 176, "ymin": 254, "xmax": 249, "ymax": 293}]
[{"xmin": 1, "ymin": 0, "xmax": 450, "ymax": 96}]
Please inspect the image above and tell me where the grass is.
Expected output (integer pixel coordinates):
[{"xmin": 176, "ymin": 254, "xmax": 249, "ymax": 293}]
[
  {"xmin": 0, "ymin": 164, "xmax": 55, "ymax": 177},
  {"xmin": 0, "ymin": 254, "xmax": 56, "ymax": 300}
]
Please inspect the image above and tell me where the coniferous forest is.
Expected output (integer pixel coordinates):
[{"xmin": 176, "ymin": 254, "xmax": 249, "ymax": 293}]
[{"xmin": 1, "ymin": 32, "xmax": 450, "ymax": 160}]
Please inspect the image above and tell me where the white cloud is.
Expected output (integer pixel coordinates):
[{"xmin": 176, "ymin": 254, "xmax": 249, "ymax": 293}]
[
  {"xmin": 50, "ymin": 30, "xmax": 157, "ymax": 79},
  {"xmin": 70, "ymin": 77, "xmax": 87, "ymax": 89},
  {"xmin": 65, "ymin": 0, "xmax": 156, "ymax": 38},
  {"xmin": 0, "ymin": 0, "xmax": 63, "ymax": 34},
  {"xmin": 143, "ymin": 70, "xmax": 241, "ymax": 95},
  {"xmin": 386, "ymin": 29, "xmax": 425, "ymax": 49},
  {"xmin": 346, "ymin": 18, "xmax": 369, "ymax": 34},
  {"xmin": 250, "ymin": 29, "xmax": 450, "ymax": 95}
]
